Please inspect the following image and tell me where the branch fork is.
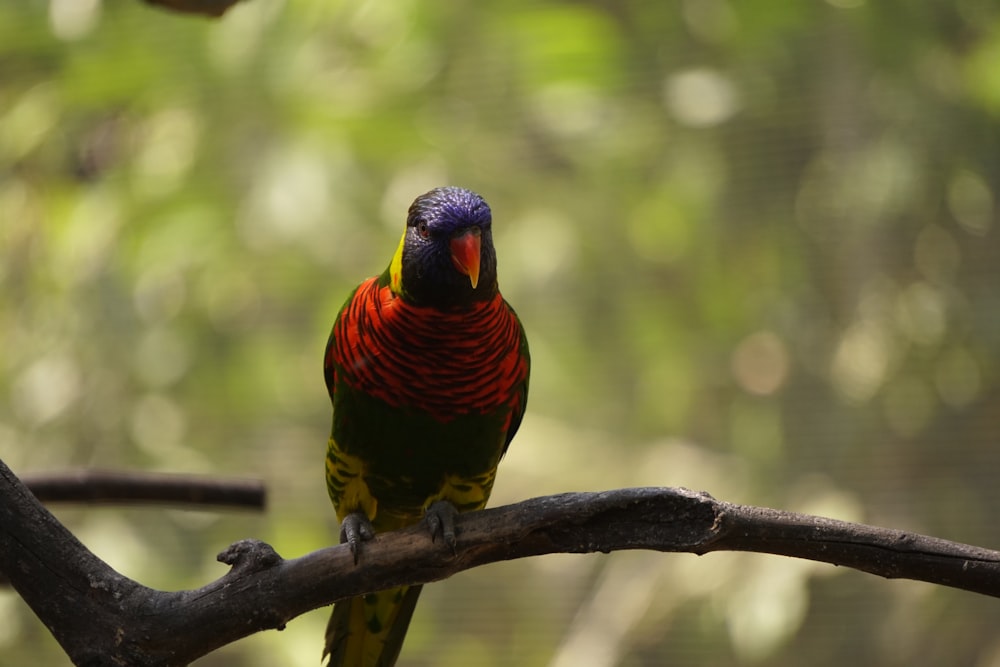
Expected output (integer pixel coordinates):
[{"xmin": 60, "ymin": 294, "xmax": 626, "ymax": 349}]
[{"xmin": 3, "ymin": 459, "xmax": 1000, "ymax": 666}]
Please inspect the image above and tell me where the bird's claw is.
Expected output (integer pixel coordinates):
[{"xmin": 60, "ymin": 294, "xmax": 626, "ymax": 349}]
[
  {"xmin": 339, "ymin": 511, "xmax": 375, "ymax": 565},
  {"xmin": 425, "ymin": 500, "xmax": 459, "ymax": 553}
]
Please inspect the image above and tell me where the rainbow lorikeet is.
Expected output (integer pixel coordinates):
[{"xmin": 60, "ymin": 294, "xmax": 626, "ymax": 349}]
[{"xmin": 322, "ymin": 187, "xmax": 531, "ymax": 666}]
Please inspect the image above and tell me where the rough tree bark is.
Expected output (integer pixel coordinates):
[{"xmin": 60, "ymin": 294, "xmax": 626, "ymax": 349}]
[{"xmin": 3, "ymin": 456, "xmax": 1000, "ymax": 666}]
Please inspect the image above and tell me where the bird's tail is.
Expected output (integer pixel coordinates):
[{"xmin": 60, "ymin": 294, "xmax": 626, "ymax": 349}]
[{"xmin": 323, "ymin": 584, "xmax": 424, "ymax": 667}]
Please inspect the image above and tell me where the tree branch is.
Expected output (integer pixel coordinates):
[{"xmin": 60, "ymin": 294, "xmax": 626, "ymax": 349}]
[
  {"xmin": 3, "ymin": 455, "xmax": 999, "ymax": 666},
  {"xmin": 143, "ymin": 0, "xmax": 243, "ymax": 18},
  {"xmin": 22, "ymin": 469, "xmax": 266, "ymax": 510}
]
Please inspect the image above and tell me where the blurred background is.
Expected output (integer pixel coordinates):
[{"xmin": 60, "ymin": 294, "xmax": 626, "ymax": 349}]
[{"xmin": 2, "ymin": 0, "xmax": 1000, "ymax": 665}]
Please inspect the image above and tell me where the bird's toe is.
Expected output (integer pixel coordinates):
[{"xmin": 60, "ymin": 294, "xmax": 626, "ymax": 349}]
[
  {"xmin": 339, "ymin": 512, "xmax": 375, "ymax": 564},
  {"xmin": 424, "ymin": 500, "xmax": 459, "ymax": 552}
]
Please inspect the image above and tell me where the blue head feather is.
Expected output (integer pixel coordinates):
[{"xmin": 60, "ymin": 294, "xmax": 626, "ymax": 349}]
[{"xmin": 397, "ymin": 187, "xmax": 498, "ymax": 308}]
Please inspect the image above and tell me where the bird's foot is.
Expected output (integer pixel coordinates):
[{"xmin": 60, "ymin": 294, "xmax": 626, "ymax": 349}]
[
  {"xmin": 339, "ymin": 511, "xmax": 375, "ymax": 565},
  {"xmin": 424, "ymin": 500, "xmax": 459, "ymax": 553}
]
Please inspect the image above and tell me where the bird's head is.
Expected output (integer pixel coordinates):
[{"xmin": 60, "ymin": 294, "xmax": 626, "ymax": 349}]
[{"xmin": 387, "ymin": 186, "xmax": 498, "ymax": 308}]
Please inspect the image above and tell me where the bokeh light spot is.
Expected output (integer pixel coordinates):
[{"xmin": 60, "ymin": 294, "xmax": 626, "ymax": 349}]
[
  {"xmin": 663, "ymin": 68, "xmax": 740, "ymax": 127},
  {"xmin": 894, "ymin": 282, "xmax": 946, "ymax": 346},
  {"xmin": 831, "ymin": 319, "xmax": 892, "ymax": 402},
  {"xmin": 948, "ymin": 169, "xmax": 994, "ymax": 236},
  {"xmin": 11, "ymin": 354, "xmax": 81, "ymax": 425},
  {"xmin": 731, "ymin": 330, "xmax": 791, "ymax": 396}
]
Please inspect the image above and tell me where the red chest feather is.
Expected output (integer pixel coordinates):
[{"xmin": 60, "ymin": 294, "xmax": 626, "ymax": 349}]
[{"xmin": 330, "ymin": 277, "xmax": 526, "ymax": 421}]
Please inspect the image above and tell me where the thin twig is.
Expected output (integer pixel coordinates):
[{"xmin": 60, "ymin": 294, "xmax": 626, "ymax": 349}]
[{"xmin": 22, "ymin": 469, "xmax": 266, "ymax": 510}]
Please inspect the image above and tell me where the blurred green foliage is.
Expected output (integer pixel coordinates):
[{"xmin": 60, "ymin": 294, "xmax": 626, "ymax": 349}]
[{"xmin": 2, "ymin": 0, "xmax": 1000, "ymax": 665}]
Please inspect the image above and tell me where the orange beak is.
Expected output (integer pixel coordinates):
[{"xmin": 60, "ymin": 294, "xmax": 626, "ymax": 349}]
[{"xmin": 450, "ymin": 227, "xmax": 482, "ymax": 289}]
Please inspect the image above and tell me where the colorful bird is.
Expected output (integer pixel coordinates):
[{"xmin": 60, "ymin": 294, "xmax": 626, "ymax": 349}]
[{"xmin": 322, "ymin": 186, "xmax": 530, "ymax": 666}]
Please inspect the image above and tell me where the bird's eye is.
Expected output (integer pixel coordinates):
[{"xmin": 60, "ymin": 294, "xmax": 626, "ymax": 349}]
[{"xmin": 416, "ymin": 221, "xmax": 430, "ymax": 239}]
